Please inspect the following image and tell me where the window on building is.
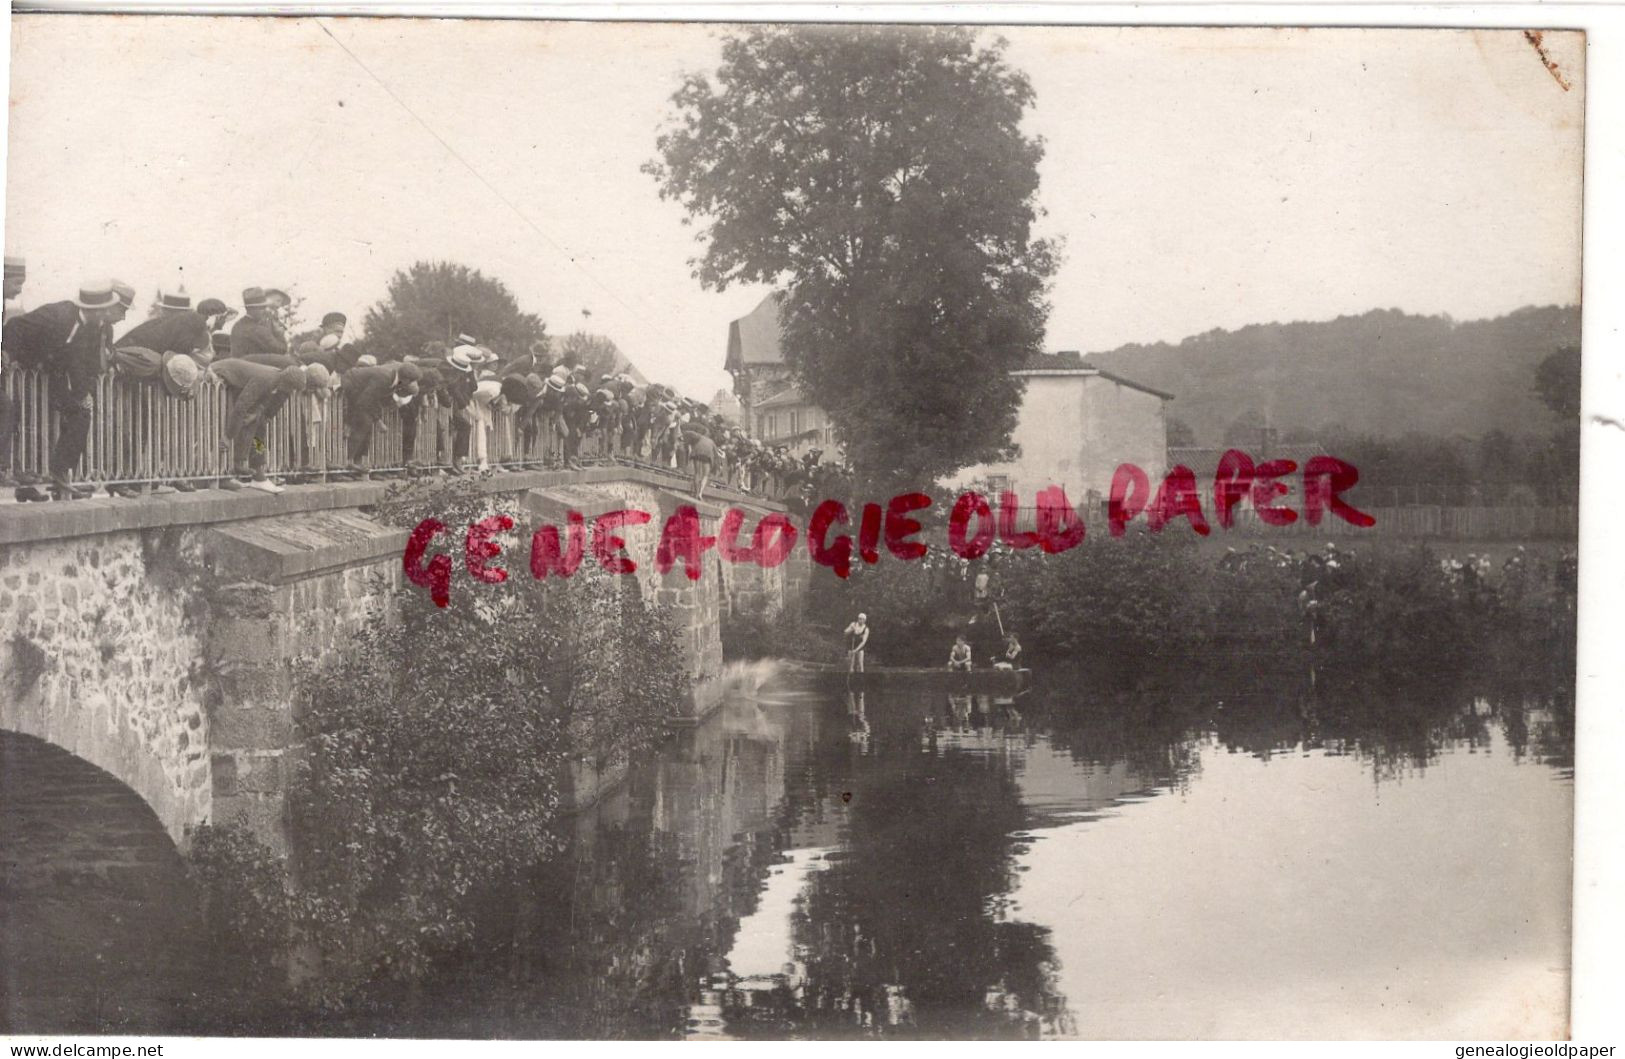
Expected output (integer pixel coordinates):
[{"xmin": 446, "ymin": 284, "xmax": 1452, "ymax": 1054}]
[{"xmin": 987, "ymin": 474, "xmax": 1013, "ymax": 494}]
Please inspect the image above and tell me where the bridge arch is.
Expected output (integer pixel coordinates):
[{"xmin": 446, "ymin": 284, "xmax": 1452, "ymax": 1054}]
[
  {"xmin": 0, "ymin": 532, "xmax": 213, "ymax": 846},
  {"xmin": 0, "ymin": 730, "xmax": 210, "ymax": 1032}
]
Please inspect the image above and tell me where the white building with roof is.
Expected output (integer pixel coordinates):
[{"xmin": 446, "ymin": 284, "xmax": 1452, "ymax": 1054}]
[
  {"xmin": 725, "ymin": 296, "xmax": 1171, "ymax": 486},
  {"xmin": 952, "ymin": 351, "xmax": 1172, "ymax": 503}
]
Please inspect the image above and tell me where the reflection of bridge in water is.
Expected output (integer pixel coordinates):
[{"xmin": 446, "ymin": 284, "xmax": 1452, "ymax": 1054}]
[{"xmin": 562, "ymin": 679, "xmax": 1168, "ymax": 1039}]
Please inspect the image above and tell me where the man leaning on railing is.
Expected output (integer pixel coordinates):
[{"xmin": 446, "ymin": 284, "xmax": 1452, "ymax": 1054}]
[
  {"xmin": 210, "ymin": 358, "xmax": 320, "ymax": 494},
  {"xmin": 107, "ymin": 290, "xmax": 231, "ymax": 496},
  {"xmin": 1, "ymin": 280, "xmax": 124, "ymax": 500}
]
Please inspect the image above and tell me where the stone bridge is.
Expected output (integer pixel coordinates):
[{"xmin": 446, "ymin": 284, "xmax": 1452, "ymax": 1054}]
[{"xmin": 0, "ymin": 467, "xmax": 808, "ymax": 854}]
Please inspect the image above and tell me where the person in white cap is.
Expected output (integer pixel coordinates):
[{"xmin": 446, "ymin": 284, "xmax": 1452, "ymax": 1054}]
[
  {"xmin": 1, "ymin": 281, "xmax": 123, "ymax": 499},
  {"xmin": 471, "ymin": 376, "xmax": 502, "ymax": 469},
  {"xmin": 844, "ymin": 613, "xmax": 870, "ymax": 673},
  {"xmin": 442, "ymin": 346, "xmax": 479, "ymax": 473},
  {"xmin": 106, "ymin": 346, "xmax": 204, "ymax": 497}
]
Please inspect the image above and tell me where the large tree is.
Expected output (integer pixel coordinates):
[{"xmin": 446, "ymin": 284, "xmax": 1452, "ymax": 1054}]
[
  {"xmin": 556, "ymin": 331, "xmax": 623, "ymax": 379},
  {"xmin": 360, "ymin": 261, "xmax": 546, "ymax": 360},
  {"xmin": 647, "ymin": 26, "xmax": 1057, "ymax": 487},
  {"xmin": 1534, "ymin": 344, "xmax": 1581, "ymax": 501}
]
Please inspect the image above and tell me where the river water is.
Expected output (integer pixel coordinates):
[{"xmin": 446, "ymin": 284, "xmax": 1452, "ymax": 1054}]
[
  {"xmin": 529, "ymin": 668, "xmax": 1573, "ymax": 1040},
  {"xmin": 0, "ymin": 668, "xmax": 1574, "ymax": 1039}
]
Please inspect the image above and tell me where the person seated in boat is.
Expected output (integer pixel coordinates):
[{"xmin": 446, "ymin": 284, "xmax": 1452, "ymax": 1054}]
[
  {"xmin": 948, "ymin": 635, "xmax": 973, "ymax": 672},
  {"xmin": 844, "ymin": 612, "xmax": 869, "ymax": 673},
  {"xmin": 993, "ymin": 633, "xmax": 1022, "ymax": 670}
]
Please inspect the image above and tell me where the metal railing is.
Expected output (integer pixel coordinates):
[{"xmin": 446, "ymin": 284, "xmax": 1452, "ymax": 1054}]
[{"xmin": 1, "ymin": 367, "xmax": 797, "ymax": 498}]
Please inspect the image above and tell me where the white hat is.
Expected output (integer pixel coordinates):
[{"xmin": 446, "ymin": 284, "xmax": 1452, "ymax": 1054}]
[
  {"xmin": 473, "ymin": 379, "xmax": 502, "ymax": 405},
  {"xmin": 446, "ymin": 347, "xmax": 476, "ymax": 372},
  {"xmin": 356, "ymin": 354, "xmax": 379, "ymax": 367},
  {"xmin": 161, "ymin": 352, "xmax": 201, "ymax": 397},
  {"xmin": 318, "ymin": 333, "xmax": 341, "ymax": 351},
  {"xmin": 74, "ymin": 280, "xmax": 119, "ymax": 310}
]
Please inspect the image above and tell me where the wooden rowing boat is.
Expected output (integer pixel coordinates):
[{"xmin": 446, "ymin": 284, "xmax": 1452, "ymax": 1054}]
[{"xmin": 776, "ymin": 661, "xmax": 1033, "ymax": 694}]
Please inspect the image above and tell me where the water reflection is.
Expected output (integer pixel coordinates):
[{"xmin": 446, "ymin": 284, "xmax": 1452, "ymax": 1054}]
[{"xmin": 395, "ymin": 672, "xmax": 1572, "ymax": 1039}]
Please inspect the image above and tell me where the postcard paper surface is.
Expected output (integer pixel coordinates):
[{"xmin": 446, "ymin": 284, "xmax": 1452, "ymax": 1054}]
[{"xmin": 0, "ymin": 16, "xmax": 1582, "ymax": 1040}]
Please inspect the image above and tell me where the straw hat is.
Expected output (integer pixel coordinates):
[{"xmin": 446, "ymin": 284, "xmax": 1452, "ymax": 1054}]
[
  {"xmin": 157, "ymin": 288, "xmax": 191, "ymax": 312},
  {"xmin": 446, "ymin": 346, "xmax": 478, "ymax": 372},
  {"xmin": 74, "ymin": 281, "xmax": 119, "ymax": 310},
  {"xmin": 160, "ymin": 352, "xmax": 201, "ymax": 398},
  {"xmin": 241, "ymin": 287, "xmax": 271, "ymax": 309}
]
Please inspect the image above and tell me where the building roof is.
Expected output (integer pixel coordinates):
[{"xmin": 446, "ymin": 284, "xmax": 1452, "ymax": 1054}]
[
  {"xmin": 1012, "ymin": 351, "xmax": 1175, "ymax": 400},
  {"xmin": 1168, "ymin": 443, "xmax": 1330, "ymax": 479},
  {"xmin": 723, "ymin": 296, "xmax": 1171, "ymax": 401},
  {"xmin": 726, "ymin": 292, "xmax": 785, "ymax": 372},
  {"xmin": 752, "ymin": 383, "xmax": 814, "ymax": 410}
]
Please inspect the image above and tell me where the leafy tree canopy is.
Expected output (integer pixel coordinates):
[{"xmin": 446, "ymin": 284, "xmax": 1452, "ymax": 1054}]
[
  {"xmin": 647, "ymin": 26, "xmax": 1057, "ymax": 489},
  {"xmin": 1534, "ymin": 344, "xmax": 1580, "ymax": 420},
  {"xmin": 1166, "ymin": 418, "xmax": 1198, "ymax": 448},
  {"xmin": 360, "ymin": 261, "xmax": 547, "ymax": 360},
  {"xmin": 557, "ymin": 331, "xmax": 623, "ymax": 379}
]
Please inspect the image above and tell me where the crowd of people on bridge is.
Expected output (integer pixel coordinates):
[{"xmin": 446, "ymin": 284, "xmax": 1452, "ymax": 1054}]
[{"xmin": 0, "ymin": 263, "xmax": 849, "ymax": 504}]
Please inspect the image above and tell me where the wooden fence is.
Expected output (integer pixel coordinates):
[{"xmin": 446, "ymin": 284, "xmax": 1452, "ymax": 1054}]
[{"xmin": 1225, "ymin": 505, "xmax": 1576, "ymax": 541}]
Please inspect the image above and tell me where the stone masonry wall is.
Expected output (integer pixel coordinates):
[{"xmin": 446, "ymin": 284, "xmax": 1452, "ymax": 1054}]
[
  {"xmin": 0, "ymin": 530, "xmax": 213, "ymax": 846},
  {"xmin": 0, "ymin": 518, "xmax": 404, "ymax": 852},
  {"xmin": 202, "ymin": 558, "xmax": 402, "ymax": 855}
]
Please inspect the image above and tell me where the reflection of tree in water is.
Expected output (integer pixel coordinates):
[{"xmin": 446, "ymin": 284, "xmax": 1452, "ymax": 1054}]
[
  {"xmin": 724, "ymin": 733, "xmax": 1067, "ymax": 1038},
  {"xmin": 1035, "ymin": 651, "xmax": 1573, "ymax": 786}
]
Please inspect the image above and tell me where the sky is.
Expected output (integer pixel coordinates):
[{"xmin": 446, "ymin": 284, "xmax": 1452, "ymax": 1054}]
[{"xmin": 2, "ymin": 18, "xmax": 1584, "ymax": 401}]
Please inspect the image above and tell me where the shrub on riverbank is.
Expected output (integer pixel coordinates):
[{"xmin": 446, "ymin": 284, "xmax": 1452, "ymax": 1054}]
[
  {"xmin": 722, "ymin": 601, "xmax": 845, "ymax": 664},
  {"xmin": 794, "ymin": 533, "xmax": 1575, "ymax": 686},
  {"xmin": 186, "ymin": 480, "xmax": 689, "ymax": 1011}
]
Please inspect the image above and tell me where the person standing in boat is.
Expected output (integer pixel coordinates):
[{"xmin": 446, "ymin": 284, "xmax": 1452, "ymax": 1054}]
[
  {"xmin": 844, "ymin": 613, "xmax": 869, "ymax": 673},
  {"xmin": 948, "ymin": 635, "xmax": 973, "ymax": 672},
  {"xmin": 993, "ymin": 633, "xmax": 1022, "ymax": 670}
]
